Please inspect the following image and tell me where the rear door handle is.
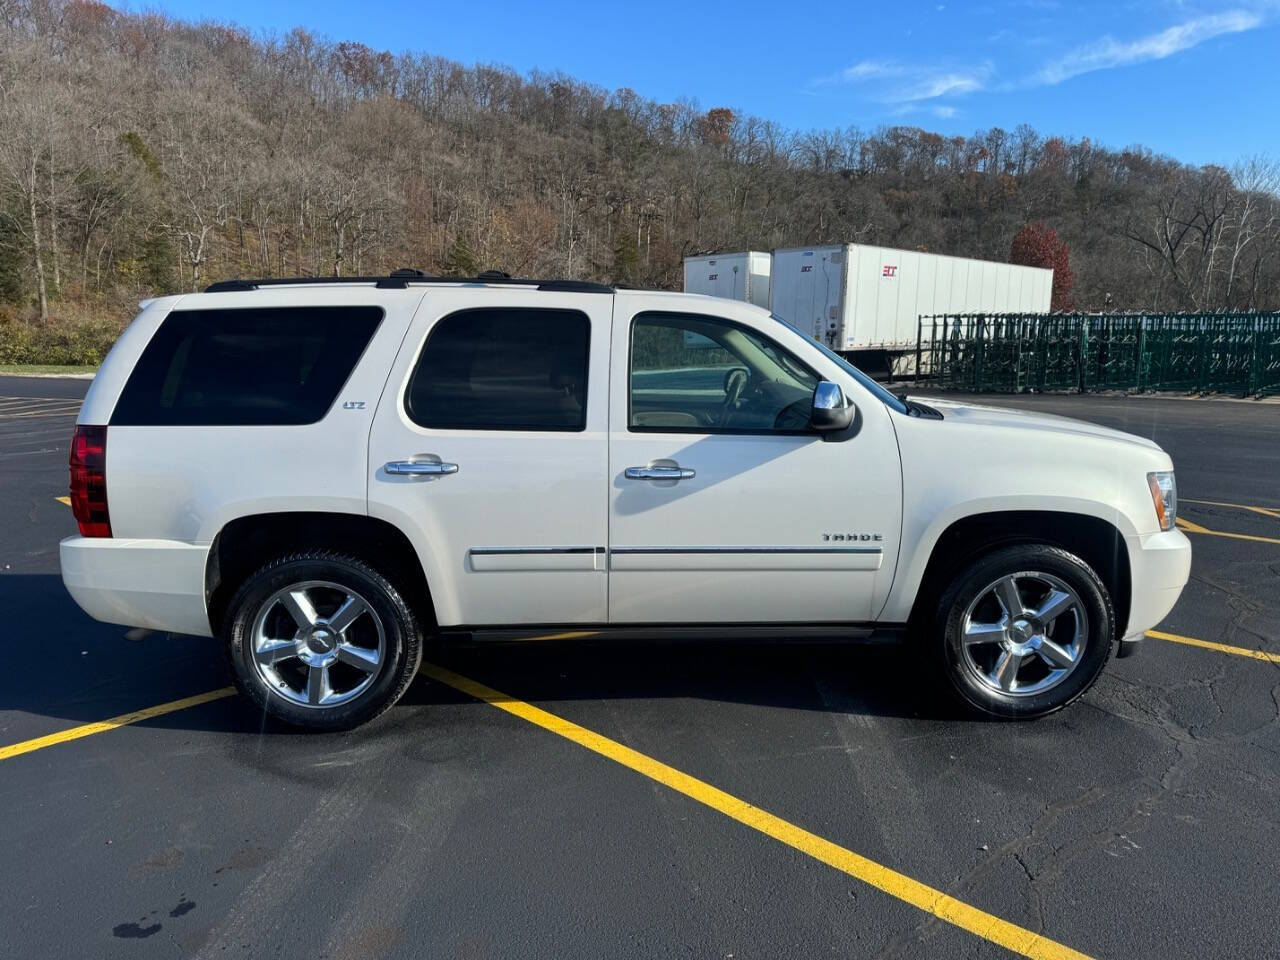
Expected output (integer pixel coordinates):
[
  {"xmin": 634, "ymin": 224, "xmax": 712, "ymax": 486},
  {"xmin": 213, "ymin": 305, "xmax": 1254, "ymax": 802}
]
[
  {"xmin": 385, "ymin": 457, "xmax": 459, "ymax": 477},
  {"xmin": 625, "ymin": 465, "xmax": 695, "ymax": 481}
]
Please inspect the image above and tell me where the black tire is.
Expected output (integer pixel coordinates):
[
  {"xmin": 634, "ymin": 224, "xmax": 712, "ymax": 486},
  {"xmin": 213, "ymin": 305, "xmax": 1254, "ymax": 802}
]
[
  {"xmin": 224, "ymin": 552, "xmax": 423, "ymax": 730},
  {"xmin": 934, "ymin": 544, "xmax": 1114, "ymax": 719}
]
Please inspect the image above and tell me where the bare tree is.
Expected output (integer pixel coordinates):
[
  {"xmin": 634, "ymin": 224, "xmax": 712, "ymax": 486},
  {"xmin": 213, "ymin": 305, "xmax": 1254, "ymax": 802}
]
[
  {"xmin": 0, "ymin": 0, "xmax": 1276, "ymax": 327},
  {"xmin": 1225, "ymin": 156, "xmax": 1280, "ymax": 308},
  {"xmin": 0, "ymin": 44, "xmax": 64, "ymax": 319}
]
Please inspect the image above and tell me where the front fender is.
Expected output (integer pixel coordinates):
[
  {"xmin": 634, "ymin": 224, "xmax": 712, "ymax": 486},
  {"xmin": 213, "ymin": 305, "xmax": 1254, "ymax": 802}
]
[
  {"xmin": 880, "ymin": 413, "xmax": 1166, "ymax": 623},
  {"xmin": 879, "ymin": 495, "xmax": 1139, "ymax": 622}
]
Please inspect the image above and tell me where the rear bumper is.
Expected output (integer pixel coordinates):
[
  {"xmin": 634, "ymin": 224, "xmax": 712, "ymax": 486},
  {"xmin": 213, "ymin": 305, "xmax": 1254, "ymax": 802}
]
[
  {"xmin": 60, "ymin": 536, "xmax": 212, "ymax": 637},
  {"xmin": 1118, "ymin": 528, "xmax": 1192, "ymax": 656}
]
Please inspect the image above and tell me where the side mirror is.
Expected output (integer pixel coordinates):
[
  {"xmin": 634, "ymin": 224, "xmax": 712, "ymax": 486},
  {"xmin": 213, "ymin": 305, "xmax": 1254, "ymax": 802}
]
[{"xmin": 810, "ymin": 381, "xmax": 855, "ymax": 432}]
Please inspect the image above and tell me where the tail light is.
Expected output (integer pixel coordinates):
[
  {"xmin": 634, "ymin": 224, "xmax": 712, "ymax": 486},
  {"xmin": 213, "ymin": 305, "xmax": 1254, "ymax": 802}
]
[{"xmin": 69, "ymin": 425, "xmax": 111, "ymax": 537}]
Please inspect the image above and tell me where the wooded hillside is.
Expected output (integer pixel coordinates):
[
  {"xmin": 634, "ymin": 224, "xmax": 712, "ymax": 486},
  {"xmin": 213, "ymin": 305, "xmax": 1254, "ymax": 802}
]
[{"xmin": 1, "ymin": 0, "xmax": 1277, "ymax": 354}]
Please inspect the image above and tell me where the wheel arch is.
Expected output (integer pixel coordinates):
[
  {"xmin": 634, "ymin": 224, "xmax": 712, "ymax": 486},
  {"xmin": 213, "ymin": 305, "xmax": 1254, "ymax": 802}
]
[
  {"xmin": 206, "ymin": 511, "xmax": 435, "ymax": 636},
  {"xmin": 905, "ymin": 510, "xmax": 1132, "ymax": 639}
]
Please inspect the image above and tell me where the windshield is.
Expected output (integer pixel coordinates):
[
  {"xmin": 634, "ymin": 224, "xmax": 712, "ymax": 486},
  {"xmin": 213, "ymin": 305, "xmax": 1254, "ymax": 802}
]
[{"xmin": 771, "ymin": 315, "xmax": 909, "ymax": 414}]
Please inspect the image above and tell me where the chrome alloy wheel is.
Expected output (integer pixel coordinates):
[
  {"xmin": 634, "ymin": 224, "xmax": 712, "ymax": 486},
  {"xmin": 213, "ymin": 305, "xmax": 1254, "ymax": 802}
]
[
  {"xmin": 250, "ymin": 580, "xmax": 385, "ymax": 708},
  {"xmin": 960, "ymin": 571, "xmax": 1086, "ymax": 697}
]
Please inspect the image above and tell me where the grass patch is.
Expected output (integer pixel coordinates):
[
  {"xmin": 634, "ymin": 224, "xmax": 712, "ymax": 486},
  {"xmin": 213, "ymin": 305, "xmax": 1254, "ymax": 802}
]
[{"xmin": 0, "ymin": 363, "xmax": 97, "ymax": 376}]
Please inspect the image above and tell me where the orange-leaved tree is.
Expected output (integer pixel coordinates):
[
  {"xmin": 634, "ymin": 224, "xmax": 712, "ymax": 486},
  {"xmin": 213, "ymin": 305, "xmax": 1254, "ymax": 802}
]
[{"xmin": 1010, "ymin": 222, "xmax": 1074, "ymax": 310}]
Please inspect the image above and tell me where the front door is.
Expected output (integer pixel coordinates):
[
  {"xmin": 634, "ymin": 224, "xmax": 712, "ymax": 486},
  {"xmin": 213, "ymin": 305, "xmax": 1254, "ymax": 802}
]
[
  {"xmin": 368, "ymin": 289, "xmax": 611, "ymax": 627},
  {"xmin": 607, "ymin": 296, "xmax": 902, "ymax": 624}
]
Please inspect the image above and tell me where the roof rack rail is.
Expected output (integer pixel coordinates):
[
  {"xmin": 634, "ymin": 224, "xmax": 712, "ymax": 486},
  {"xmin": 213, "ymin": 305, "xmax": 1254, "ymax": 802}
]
[
  {"xmin": 203, "ymin": 279, "xmax": 261, "ymax": 292},
  {"xmin": 202, "ymin": 272, "xmax": 613, "ymax": 294},
  {"xmin": 534, "ymin": 279, "xmax": 612, "ymax": 293}
]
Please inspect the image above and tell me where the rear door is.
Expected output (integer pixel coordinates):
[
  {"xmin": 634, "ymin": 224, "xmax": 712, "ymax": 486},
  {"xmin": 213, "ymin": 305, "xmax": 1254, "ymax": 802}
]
[{"xmin": 368, "ymin": 288, "xmax": 612, "ymax": 627}]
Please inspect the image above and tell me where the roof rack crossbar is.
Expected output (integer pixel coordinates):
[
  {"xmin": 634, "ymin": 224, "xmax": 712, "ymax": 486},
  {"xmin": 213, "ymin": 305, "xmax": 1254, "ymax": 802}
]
[{"xmin": 202, "ymin": 273, "xmax": 614, "ymax": 294}]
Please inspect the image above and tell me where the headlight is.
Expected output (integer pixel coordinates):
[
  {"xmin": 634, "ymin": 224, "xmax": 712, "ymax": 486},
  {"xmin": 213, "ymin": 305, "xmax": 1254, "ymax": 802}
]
[{"xmin": 1147, "ymin": 471, "xmax": 1177, "ymax": 531}]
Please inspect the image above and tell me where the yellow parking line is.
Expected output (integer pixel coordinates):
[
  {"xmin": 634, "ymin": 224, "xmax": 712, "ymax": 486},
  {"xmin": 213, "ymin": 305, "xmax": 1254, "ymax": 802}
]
[
  {"xmin": 1147, "ymin": 629, "xmax": 1280, "ymax": 665},
  {"xmin": 514, "ymin": 630, "xmax": 600, "ymax": 642},
  {"xmin": 55, "ymin": 495, "xmax": 70, "ymax": 506},
  {"xmin": 0, "ymin": 403, "xmax": 81, "ymax": 414},
  {"xmin": 1180, "ymin": 498, "xmax": 1280, "ymax": 520},
  {"xmin": 419, "ymin": 661, "xmax": 1092, "ymax": 960},
  {"xmin": 0, "ymin": 408, "xmax": 81, "ymax": 420},
  {"xmin": 0, "ymin": 396, "xmax": 79, "ymax": 407},
  {"xmin": 0, "ymin": 687, "xmax": 237, "ymax": 762},
  {"xmin": 1175, "ymin": 516, "xmax": 1280, "ymax": 545},
  {"xmin": 0, "ymin": 402, "xmax": 53, "ymax": 413}
]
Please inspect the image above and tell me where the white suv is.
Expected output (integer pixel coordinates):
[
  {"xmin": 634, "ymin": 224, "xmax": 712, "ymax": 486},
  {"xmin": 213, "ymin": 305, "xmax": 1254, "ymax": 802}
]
[{"xmin": 60, "ymin": 272, "xmax": 1190, "ymax": 729}]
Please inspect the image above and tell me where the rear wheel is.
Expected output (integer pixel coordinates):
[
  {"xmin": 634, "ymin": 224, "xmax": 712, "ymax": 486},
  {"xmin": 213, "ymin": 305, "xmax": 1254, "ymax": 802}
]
[
  {"xmin": 224, "ymin": 552, "xmax": 423, "ymax": 730},
  {"xmin": 935, "ymin": 544, "xmax": 1114, "ymax": 719}
]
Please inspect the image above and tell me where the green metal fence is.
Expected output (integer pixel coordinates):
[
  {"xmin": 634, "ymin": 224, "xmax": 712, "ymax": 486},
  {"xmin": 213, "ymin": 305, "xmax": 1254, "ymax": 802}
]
[{"xmin": 917, "ymin": 312, "xmax": 1280, "ymax": 397}]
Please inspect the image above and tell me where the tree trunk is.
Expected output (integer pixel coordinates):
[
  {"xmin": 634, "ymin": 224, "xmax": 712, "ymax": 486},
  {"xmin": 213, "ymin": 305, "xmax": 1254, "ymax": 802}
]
[
  {"xmin": 332, "ymin": 216, "xmax": 345, "ymax": 276},
  {"xmin": 28, "ymin": 154, "xmax": 49, "ymax": 322},
  {"xmin": 48, "ymin": 144, "xmax": 60, "ymax": 296},
  {"xmin": 96, "ymin": 239, "xmax": 108, "ymax": 293}
]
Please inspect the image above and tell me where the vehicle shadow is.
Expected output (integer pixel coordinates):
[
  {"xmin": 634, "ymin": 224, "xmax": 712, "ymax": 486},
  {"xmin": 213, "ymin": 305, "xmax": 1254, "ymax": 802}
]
[
  {"xmin": 4, "ymin": 573, "xmax": 967, "ymax": 737},
  {"xmin": 406, "ymin": 638, "xmax": 961, "ymax": 723}
]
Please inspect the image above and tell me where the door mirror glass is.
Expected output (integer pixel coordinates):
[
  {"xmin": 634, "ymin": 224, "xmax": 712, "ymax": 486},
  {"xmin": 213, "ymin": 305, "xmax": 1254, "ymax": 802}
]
[{"xmin": 810, "ymin": 381, "xmax": 854, "ymax": 432}]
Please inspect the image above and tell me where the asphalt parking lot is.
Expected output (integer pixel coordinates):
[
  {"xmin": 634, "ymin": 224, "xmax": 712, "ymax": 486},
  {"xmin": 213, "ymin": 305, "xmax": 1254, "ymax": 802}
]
[{"xmin": 2, "ymin": 375, "xmax": 1279, "ymax": 960}]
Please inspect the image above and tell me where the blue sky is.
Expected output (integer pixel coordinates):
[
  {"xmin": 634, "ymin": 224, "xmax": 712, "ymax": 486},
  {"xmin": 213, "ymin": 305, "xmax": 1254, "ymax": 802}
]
[{"xmin": 147, "ymin": 0, "xmax": 1278, "ymax": 166}]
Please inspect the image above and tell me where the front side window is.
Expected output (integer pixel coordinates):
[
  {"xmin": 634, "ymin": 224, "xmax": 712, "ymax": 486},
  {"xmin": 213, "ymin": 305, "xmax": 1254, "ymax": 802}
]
[
  {"xmin": 629, "ymin": 313, "xmax": 819, "ymax": 433},
  {"xmin": 406, "ymin": 308, "xmax": 590, "ymax": 431},
  {"xmin": 111, "ymin": 306, "xmax": 383, "ymax": 426}
]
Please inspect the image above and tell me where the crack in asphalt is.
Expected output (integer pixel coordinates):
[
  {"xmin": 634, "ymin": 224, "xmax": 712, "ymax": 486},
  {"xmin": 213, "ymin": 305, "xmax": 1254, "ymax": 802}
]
[
  {"xmin": 875, "ymin": 782, "xmax": 1110, "ymax": 959},
  {"xmin": 876, "ymin": 645, "xmax": 1280, "ymax": 959}
]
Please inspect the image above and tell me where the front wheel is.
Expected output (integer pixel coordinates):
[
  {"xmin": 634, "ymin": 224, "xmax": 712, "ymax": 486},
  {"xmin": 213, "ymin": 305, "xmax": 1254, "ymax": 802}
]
[
  {"xmin": 224, "ymin": 552, "xmax": 423, "ymax": 730},
  {"xmin": 936, "ymin": 544, "xmax": 1115, "ymax": 719}
]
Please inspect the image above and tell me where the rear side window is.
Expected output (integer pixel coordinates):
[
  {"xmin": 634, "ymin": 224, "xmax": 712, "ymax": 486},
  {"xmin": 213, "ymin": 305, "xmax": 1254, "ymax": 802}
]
[
  {"xmin": 405, "ymin": 308, "xmax": 590, "ymax": 431},
  {"xmin": 111, "ymin": 307, "xmax": 383, "ymax": 426}
]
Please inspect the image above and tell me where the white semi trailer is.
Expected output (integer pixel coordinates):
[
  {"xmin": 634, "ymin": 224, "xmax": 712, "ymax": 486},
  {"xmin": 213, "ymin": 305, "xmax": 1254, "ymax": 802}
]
[
  {"xmin": 769, "ymin": 244, "xmax": 1053, "ymax": 374},
  {"xmin": 682, "ymin": 251, "xmax": 771, "ymax": 309}
]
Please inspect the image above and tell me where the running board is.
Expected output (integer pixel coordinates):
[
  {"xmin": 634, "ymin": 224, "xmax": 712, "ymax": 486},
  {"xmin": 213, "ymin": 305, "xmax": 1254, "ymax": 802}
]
[{"xmin": 439, "ymin": 623, "xmax": 908, "ymax": 645}]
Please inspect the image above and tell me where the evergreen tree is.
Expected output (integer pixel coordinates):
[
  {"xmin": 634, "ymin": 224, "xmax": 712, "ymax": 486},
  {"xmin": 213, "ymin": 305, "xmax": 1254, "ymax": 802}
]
[
  {"xmin": 442, "ymin": 235, "xmax": 479, "ymax": 277},
  {"xmin": 140, "ymin": 232, "xmax": 174, "ymax": 294},
  {"xmin": 0, "ymin": 209, "xmax": 29, "ymax": 305},
  {"xmin": 611, "ymin": 228, "xmax": 639, "ymax": 286}
]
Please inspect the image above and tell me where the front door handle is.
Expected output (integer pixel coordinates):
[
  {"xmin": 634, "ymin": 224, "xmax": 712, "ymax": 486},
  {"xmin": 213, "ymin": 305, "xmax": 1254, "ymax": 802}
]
[
  {"xmin": 385, "ymin": 457, "xmax": 459, "ymax": 477},
  {"xmin": 625, "ymin": 465, "xmax": 695, "ymax": 481}
]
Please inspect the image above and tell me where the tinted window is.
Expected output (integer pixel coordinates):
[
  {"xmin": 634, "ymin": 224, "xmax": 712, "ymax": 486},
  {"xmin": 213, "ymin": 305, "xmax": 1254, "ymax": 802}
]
[
  {"xmin": 630, "ymin": 313, "xmax": 819, "ymax": 433},
  {"xmin": 406, "ymin": 308, "xmax": 590, "ymax": 431},
  {"xmin": 112, "ymin": 307, "xmax": 382, "ymax": 426}
]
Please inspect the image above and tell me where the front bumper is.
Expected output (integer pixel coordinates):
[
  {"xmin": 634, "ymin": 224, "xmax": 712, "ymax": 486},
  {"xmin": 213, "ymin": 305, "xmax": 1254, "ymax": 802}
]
[
  {"xmin": 1116, "ymin": 527, "xmax": 1192, "ymax": 657},
  {"xmin": 60, "ymin": 536, "xmax": 213, "ymax": 637}
]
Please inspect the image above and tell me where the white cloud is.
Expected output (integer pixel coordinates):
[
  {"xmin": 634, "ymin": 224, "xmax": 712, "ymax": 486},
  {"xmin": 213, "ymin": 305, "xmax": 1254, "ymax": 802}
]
[
  {"xmin": 887, "ymin": 67, "xmax": 991, "ymax": 102},
  {"xmin": 838, "ymin": 60, "xmax": 906, "ymax": 82},
  {"xmin": 1033, "ymin": 9, "xmax": 1263, "ymax": 86},
  {"xmin": 815, "ymin": 6, "xmax": 1268, "ymax": 114},
  {"xmin": 822, "ymin": 58, "xmax": 993, "ymax": 103},
  {"xmin": 891, "ymin": 103, "xmax": 962, "ymax": 119}
]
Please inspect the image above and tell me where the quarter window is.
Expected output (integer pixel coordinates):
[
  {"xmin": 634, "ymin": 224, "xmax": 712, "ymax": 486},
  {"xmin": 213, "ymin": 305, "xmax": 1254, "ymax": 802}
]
[
  {"xmin": 111, "ymin": 306, "xmax": 383, "ymax": 426},
  {"xmin": 405, "ymin": 308, "xmax": 590, "ymax": 431},
  {"xmin": 629, "ymin": 313, "xmax": 819, "ymax": 433}
]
